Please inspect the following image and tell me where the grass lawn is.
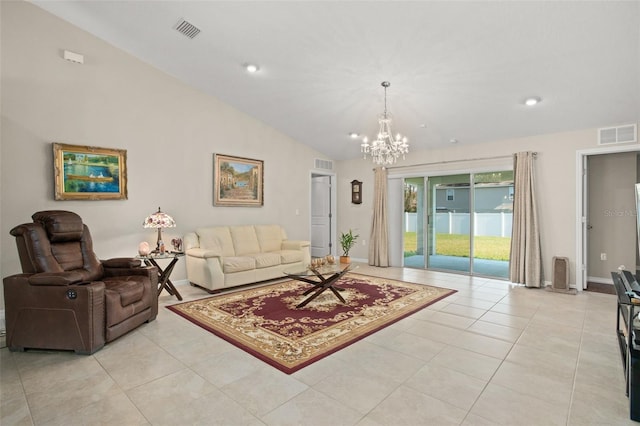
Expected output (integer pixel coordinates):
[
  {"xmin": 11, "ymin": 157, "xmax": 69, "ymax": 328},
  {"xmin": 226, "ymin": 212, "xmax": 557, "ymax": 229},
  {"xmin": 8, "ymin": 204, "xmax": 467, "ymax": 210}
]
[{"xmin": 404, "ymin": 232, "xmax": 510, "ymax": 261}]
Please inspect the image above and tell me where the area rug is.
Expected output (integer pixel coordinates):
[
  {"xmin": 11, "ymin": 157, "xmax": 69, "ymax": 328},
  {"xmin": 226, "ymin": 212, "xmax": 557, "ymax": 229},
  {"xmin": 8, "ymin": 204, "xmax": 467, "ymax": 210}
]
[{"xmin": 167, "ymin": 273, "xmax": 455, "ymax": 374}]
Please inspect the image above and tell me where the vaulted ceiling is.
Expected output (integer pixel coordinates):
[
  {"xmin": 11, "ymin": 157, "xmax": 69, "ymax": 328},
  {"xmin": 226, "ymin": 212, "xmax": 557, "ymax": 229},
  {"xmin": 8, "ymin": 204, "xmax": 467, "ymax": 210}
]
[{"xmin": 33, "ymin": 1, "xmax": 640, "ymax": 160}]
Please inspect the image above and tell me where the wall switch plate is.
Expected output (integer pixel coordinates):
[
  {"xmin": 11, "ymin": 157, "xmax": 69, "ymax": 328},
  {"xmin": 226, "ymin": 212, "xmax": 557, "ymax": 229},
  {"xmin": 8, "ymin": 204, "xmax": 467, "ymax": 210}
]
[{"xmin": 601, "ymin": 253, "xmax": 607, "ymax": 261}]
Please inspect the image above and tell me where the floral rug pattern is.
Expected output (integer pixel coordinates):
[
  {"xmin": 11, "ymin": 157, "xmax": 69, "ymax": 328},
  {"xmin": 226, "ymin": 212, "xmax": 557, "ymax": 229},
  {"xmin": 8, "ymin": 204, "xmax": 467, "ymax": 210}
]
[{"xmin": 167, "ymin": 273, "xmax": 455, "ymax": 373}]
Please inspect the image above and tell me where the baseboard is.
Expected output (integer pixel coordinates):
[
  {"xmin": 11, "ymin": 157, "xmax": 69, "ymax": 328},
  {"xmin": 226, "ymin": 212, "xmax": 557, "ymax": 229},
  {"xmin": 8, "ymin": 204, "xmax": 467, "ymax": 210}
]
[{"xmin": 587, "ymin": 276, "xmax": 614, "ymax": 285}]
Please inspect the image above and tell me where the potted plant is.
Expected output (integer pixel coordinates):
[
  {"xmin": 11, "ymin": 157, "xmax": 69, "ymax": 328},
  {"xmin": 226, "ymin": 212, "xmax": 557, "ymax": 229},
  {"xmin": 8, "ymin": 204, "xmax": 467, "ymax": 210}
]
[{"xmin": 339, "ymin": 229, "xmax": 359, "ymax": 264}]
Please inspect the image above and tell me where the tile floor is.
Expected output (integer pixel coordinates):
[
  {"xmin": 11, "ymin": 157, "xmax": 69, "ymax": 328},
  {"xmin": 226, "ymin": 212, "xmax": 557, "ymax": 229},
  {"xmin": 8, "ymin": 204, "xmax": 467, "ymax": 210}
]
[{"xmin": 1, "ymin": 264, "xmax": 635, "ymax": 425}]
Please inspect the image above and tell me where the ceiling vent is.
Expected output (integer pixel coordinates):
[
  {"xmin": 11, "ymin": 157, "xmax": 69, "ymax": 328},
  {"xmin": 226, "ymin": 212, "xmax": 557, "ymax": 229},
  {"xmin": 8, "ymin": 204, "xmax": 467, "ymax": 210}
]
[
  {"xmin": 174, "ymin": 19, "xmax": 201, "ymax": 39},
  {"xmin": 314, "ymin": 159, "xmax": 334, "ymax": 171},
  {"xmin": 598, "ymin": 124, "xmax": 637, "ymax": 145}
]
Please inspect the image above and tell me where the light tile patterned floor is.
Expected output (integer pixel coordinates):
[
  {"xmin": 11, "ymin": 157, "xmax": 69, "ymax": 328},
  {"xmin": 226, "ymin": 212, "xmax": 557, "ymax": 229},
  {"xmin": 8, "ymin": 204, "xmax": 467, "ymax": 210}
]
[{"xmin": 1, "ymin": 264, "xmax": 635, "ymax": 425}]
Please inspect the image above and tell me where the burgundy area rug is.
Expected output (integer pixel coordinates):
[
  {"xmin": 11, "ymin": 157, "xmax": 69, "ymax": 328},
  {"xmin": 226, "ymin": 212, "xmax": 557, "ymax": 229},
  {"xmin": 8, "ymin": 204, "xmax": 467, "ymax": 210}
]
[{"xmin": 167, "ymin": 273, "xmax": 456, "ymax": 374}]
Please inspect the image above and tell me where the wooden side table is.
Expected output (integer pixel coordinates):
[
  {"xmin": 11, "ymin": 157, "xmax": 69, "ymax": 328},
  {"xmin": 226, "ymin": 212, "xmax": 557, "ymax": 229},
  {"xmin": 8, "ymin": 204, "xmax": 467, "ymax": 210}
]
[{"xmin": 138, "ymin": 252, "xmax": 185, "ymax": 301}]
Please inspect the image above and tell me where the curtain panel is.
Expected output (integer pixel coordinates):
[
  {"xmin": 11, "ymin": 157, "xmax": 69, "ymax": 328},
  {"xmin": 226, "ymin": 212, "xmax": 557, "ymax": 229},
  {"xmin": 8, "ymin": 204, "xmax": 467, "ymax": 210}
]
[
  {"xmin": 369, "ymin": 167, "xmax": 389, "ymax": 267},
  {"xmin": 509, "ymin": 151, "xmax": 543, "ymax": 287}
]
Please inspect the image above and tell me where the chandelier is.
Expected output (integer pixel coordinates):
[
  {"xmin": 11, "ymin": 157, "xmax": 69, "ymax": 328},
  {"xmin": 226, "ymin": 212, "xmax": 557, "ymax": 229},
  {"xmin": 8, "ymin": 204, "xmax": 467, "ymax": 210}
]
[{"xmin": 361, "ymin": 81, "xmax": 409, "ymax": 166}]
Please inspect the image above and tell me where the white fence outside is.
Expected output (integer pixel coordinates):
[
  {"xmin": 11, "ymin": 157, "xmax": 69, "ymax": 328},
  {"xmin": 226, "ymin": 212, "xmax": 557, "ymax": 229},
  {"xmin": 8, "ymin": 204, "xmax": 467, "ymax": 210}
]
[{"xmin": 405, "ymin": 212, "xmax": 512, "ymax": 238}]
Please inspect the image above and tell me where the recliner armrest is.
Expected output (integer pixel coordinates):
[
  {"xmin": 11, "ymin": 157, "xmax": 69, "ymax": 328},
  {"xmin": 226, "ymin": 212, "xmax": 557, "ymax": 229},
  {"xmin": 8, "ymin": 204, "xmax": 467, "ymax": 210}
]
[
  {"xmin": 102, "ymin": 257, "xmax": 142, "ymax": 268},
  {"xmin": 27, "ymin": 271, "xmax": 85, "ymax": 286},
  {"xmin": 102, "ymin": 257, "xmax": 155, "ymax": 279},
  {"xmin": 103, "ymin": 265, "xmax": 158, "ymax": 281}
]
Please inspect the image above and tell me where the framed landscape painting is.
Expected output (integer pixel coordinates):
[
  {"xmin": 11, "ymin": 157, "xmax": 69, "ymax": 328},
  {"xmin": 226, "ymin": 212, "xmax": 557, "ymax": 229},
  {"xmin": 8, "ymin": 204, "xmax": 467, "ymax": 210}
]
[
  {"xmin": 53, "ymin": 143, "xmax": 128, "ymax": 200},
  {"xmin": 214, "ymin": 154, "xmax": 263, "ymax": 206}
]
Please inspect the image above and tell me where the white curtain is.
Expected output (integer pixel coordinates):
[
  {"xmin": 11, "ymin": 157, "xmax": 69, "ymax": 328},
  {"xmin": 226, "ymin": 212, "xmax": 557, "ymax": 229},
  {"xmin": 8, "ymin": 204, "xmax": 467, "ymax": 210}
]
[
  {"xmin": 369, "ymin": 167, "xmax": 389, "ymax": 266},
  {"xmin": 509, "ymin": 151, "xmax": 542, "ymax": 287}
]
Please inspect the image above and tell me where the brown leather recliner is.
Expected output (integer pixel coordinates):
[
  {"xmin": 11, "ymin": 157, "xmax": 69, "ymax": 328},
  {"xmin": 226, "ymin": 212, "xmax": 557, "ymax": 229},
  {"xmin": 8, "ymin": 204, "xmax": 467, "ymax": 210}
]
[{"xmin": 3, "ymin": 210, "xmax": 158, "ymax": 354}]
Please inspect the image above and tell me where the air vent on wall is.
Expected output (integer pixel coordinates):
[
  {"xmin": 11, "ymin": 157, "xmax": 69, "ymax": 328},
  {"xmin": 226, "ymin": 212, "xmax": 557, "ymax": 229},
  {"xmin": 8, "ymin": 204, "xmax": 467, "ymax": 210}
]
[
  {"xmin": 314, "ymin": 159, "xmax": 334, "ymax": 171},
  {"xmin": 174, "ymin": 19, "xmax": 201, "ymax": 39},
  {"xmin": 598, "ymin": 124, "xmax": 637, "ymax": 145}
]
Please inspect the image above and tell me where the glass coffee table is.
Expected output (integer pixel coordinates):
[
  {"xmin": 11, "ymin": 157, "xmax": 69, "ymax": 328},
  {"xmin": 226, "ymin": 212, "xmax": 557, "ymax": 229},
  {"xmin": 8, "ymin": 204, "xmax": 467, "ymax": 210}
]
[{"xmin": 284, "ymin": 263, "xmax": 352, "ymax": 308}]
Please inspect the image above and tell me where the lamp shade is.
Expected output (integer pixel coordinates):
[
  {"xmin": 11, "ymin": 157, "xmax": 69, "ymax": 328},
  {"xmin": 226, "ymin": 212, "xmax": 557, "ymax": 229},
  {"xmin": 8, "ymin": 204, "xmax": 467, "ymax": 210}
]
[
  {"xmin": 143, "ymin": 207, "xmax": 176, "ymax": 253},
  {"xmin": 143, "ymin": 207, "xmax": 176, "ymax": 229}
]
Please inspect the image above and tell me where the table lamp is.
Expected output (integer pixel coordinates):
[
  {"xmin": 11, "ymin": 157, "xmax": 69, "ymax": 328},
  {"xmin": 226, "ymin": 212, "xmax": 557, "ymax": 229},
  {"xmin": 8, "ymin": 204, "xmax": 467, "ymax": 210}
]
[{"xmin": 143, "ymin": 207, "xmax": 176, "ymax": 253}]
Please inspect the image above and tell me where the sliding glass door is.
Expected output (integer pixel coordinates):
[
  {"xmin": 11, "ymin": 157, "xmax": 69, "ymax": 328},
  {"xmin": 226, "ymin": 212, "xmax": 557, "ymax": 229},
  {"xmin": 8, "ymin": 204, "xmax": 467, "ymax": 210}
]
[
  {"xmin": 403, "ymin": 170, "xmax": 513, "ymax": 279},
  {"xmin": 428, "ymin": 174, "xmax": 471, "ymax": 273},
  {"xmin": 403, "ymin": 178, "xmax": 424, "ymax": 268},
  {"xmin": 472, "ymin": 171, "xmax": 513, "ymax": 278}
]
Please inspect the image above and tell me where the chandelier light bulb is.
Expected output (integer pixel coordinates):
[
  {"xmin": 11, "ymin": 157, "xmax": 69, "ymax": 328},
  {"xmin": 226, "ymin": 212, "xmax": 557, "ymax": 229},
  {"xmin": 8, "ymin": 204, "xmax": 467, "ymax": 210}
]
[{"xmin": 361, "ymin": 81, "xmax": 409, "ymax": 166}]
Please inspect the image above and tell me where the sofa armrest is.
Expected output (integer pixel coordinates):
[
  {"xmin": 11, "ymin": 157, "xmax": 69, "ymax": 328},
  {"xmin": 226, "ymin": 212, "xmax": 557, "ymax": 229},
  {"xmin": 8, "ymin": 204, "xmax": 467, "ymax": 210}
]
[
  {"xmin": 282, "ymin": 240, "xmax": 310, "ymax": 250},
  {"xmin": 186, "ymin": 248, "xmax": 221, "ymax": 259},
  {"xmin": 184, "ymin": 232, "xmax": 200, "ymax": 251},
  {"xmin": 27, "ymin": 271, "xmax": 85, "ymax": 286}
]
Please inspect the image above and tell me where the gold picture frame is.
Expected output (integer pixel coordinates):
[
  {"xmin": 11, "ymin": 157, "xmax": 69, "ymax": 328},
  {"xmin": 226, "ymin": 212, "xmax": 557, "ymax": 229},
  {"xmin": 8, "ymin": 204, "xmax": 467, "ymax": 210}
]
[
  {"xmin": 213, "ymin": 154, "xmax": 263, "ymax": 207},
  {"xmin": 53, "ymin": 143, "xmax": 128, "ymax": 200}
]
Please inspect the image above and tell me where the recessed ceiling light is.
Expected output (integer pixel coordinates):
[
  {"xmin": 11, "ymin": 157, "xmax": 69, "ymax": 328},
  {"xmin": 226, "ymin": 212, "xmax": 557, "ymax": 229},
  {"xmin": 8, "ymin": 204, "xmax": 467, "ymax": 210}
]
[
  {"xmin": 524, "ymin": 96, "xmax": 541, "ymax": 106},
  {"xmin": 449, "ymin": 138, "xmax": 458, "ymax": 144},
  {"xmin": 244, "ymin": 63, "xmax": 260, "ymax": 73},
  {"xmin": 349, "ymin": 132, "xmax": 360, "ymax": 139}
]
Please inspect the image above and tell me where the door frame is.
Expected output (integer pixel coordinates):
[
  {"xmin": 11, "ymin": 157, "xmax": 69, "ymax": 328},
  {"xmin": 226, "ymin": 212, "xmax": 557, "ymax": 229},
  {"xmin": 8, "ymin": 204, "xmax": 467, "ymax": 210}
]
[
  {"xmin": 310, "ymin": 171, "xmax": 337, "ymax": 256},
  {"xmin": 575, "ymin": 145, "xmax": 640, "ymax": 291}
]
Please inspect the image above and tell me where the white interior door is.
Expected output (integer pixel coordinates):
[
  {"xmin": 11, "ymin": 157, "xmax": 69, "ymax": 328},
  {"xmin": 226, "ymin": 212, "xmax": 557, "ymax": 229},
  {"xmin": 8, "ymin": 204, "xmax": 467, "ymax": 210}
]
[
  {"xmin": 576, "ymin": 145, "xmax": 640, "ymax": 291},
  {"xmin": 311, "ymin": 175, "xmax": 332, "ymax": 257}
]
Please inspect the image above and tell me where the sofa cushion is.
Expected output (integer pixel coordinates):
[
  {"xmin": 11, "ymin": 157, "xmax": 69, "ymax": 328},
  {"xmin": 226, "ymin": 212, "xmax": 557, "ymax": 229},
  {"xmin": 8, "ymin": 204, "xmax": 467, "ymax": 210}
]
[
  {"xmin": 249, "ymin": 252, "xmax": 281, "ymax": 269},
  {"xmin": 223, "ymin": 256, "xmax": 256, "ymax": 273},
  {"xmin": 255, "ymin": 225, "xmax": 286, "ymax": 252},
  {"xmin": 197, "ymin": 227, "xmax": 235, "ymax": 257},
  {"xmin": 278, "ymin": 250, "xmax": 304, "ymax": 264},
  {"xmin": 230, "ymin": 226, "xmax": 260, "ymax": 256}
]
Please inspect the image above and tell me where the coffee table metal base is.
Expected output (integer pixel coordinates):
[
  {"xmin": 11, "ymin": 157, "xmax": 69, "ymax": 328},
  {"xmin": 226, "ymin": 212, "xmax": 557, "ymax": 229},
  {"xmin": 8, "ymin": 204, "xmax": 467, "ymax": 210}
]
[{"xmin": 286, "ymin": 265, "xmax": 351, "ymax": 308}]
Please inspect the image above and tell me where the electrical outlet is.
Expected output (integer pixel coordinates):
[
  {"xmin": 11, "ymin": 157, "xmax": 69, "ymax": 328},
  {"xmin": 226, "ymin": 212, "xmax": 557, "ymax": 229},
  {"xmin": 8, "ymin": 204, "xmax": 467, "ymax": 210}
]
[
  {"xmin": 600, "ymin": 253, "xmax": 607, "ymax": 261},
  {"xmin": 362, "ymin": 239, "xmax": 366, "ymax": 245}
]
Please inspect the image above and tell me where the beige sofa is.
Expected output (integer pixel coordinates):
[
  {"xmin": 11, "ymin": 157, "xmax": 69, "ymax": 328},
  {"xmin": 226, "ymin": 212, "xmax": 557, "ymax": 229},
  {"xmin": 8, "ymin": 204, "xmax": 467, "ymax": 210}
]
[{"xmin": 184, "ymin": 225, "xmax": 311, "ymax": 292}]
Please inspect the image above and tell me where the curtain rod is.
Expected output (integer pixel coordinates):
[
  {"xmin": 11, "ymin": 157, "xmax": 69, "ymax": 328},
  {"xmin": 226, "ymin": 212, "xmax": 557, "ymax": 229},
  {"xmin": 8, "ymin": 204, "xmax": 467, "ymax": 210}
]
[{"xmin": 379, "ymin": 152, "xmax": 537, "ymax": 170}]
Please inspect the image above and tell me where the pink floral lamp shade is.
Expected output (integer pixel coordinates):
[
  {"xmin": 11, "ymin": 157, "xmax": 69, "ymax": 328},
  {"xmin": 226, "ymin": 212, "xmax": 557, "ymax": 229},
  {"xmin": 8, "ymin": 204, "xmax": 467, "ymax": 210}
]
[{"xmin": 143, "ymin": 207, "xmax": 176, "ymax": 252}]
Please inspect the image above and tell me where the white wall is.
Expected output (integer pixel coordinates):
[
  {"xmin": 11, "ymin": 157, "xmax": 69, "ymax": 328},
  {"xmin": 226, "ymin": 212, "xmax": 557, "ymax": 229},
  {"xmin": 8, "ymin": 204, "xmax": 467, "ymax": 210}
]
[
  {"xmin": 0, "ymin": 1, "xmax": 329, "ymax": 308},
  {"xmin": 337, "ymin": 130, "xmax": 639, "ymax": 285},
  {"xmin": 2, "ymin": 0, "xmax": 639, "ymax": 305}
]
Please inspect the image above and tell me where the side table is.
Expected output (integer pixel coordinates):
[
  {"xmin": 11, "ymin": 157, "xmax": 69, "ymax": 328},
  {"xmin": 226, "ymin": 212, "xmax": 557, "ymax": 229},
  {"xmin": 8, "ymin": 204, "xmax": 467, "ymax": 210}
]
[
  {"xmin": 138, "ymin": 252, "xmax": 185, "ymax": 301},
  {"xmin": 612, "ymin": 269, "xmax": 640, "ymax": 421}
]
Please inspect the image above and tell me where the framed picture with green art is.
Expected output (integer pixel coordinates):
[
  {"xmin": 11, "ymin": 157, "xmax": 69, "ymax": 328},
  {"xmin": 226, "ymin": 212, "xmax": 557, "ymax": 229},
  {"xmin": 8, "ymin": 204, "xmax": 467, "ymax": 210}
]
[
  {"xmin": 53, "ymin": 142, "xmax": 128, "ymax": 200},
  {"xmin": 213, "ymin": 153, "xmax": 263, "ymax": 206}
]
